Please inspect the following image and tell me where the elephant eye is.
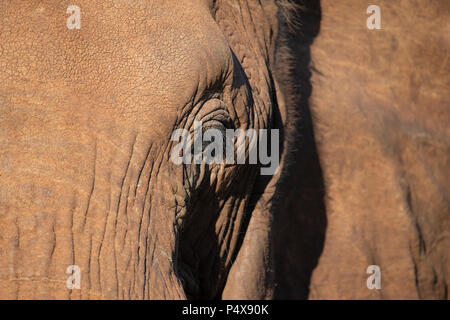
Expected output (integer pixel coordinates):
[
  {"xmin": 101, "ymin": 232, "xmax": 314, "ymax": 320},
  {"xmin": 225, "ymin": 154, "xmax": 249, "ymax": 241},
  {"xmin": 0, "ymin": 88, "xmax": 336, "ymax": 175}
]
[
  {"xmin": 181, "ymin": 99, "xmax": 232, "ymax": 193},
  {"xmin": 201, "ymin": 121, "xmax": 227, "ymax": 149},
  {"xmin": 198, "ymin": 99, "xmax": 233, "ymax": 132},
  {"xmin": 190, "ymin": 98, "xmax": 232, "ymax": 156}
]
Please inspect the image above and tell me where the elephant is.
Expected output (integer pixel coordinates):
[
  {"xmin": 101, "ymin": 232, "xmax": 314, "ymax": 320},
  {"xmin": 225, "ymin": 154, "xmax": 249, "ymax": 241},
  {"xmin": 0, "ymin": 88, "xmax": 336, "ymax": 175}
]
[
  {"xmin": 272, "ymin": 0, "xmax": 450, "ymax": 299},
  {"xmin": 0, "ymin": 0, "xmax": 449, "ymax": 300},
  {"xmin": 0, "ymin": 0, "xmax": 291, "ymax": 300}
]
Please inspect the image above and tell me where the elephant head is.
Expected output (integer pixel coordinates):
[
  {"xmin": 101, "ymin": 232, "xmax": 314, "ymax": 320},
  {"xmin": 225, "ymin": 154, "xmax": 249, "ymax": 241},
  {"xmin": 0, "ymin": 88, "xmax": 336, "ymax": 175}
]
[{"xmin": 0, "ymin": 0, "xmax": 300, "ymax": 299}]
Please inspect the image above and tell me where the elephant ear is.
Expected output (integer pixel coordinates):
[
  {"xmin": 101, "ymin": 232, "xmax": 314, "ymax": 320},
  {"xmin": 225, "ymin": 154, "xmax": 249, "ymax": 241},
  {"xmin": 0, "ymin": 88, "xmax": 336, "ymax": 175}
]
[{"xmin": 211, "ymin": 0, "xmax": 303, "ymax": 299}]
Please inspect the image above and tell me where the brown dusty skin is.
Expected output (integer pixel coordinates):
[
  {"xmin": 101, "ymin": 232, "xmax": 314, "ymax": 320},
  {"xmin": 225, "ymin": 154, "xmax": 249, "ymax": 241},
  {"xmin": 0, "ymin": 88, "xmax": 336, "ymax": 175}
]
[
  {"xmin": 308, "ymin": 0, "xmax": 450, "ymax": 299},
  {"xmin": 273, "ymin": 0, "xmax": 450, "ymax": 299},
  {"xmin": 0, "ymin": 0, "xmax": 449, "ymax": 300},
  {"xmin": 0, "ymin": 0, "xmax": 279, "ymax": 299}
]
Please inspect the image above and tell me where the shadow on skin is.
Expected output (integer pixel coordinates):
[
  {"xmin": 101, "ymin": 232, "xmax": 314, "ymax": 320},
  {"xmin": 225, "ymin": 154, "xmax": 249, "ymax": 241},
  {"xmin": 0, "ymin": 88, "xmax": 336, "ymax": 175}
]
[{"xmin": 272, "ymin": 0, "xmax": 326, "ymax": 299}]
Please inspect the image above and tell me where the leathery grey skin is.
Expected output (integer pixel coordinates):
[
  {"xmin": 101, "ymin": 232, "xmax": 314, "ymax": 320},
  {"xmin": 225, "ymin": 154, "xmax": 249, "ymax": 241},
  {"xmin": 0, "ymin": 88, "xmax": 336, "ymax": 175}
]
[{"xmin": 0, "ymin": 0, "xmax": 449, "ymax": 300}]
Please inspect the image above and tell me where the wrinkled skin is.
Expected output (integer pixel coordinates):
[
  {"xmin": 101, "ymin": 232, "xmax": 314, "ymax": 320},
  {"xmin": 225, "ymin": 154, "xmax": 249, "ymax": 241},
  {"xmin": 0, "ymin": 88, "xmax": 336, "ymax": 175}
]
[
  {"xmin": 0, "ymin": 0, "xmax": 279, "ymax": 299},
  {"xmin": 274, "ymin": 0, "xmax": 450, "ymax": 299},
  {"xmin": 0, "ymin": 0, "xmax": 449, "ymax": 300}
]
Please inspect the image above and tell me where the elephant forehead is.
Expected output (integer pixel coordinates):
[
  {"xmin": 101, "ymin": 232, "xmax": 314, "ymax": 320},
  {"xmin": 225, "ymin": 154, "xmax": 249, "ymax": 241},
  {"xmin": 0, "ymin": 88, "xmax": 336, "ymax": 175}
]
[{"xmin": 0, "ymin": 0, "xmax": 233, "ymax": 136}]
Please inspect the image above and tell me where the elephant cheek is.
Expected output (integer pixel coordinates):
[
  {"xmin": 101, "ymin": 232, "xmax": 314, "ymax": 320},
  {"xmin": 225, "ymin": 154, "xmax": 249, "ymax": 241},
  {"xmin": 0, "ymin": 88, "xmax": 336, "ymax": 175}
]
[{"xmin": 0, "ymin": 130, "xmax": 188, "ymax": 299}]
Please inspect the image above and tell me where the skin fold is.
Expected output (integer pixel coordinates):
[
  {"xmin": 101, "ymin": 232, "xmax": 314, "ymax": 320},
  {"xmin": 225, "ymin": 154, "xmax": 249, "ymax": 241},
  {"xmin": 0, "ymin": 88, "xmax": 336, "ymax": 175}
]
[
  {"xmin": 305, "ymin": 0, "xmax": 450, "ymax": 299},
  {"xmin": 0, "ymin": 0, "xmax": 448, "ymax": 300},
  {"xmin": 0, "ymin": 0, "xmax": 279, "ymax": 299},
  {"xmin": 273, "ymin": 0, "xmax": 450, "ymax": 299}
]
